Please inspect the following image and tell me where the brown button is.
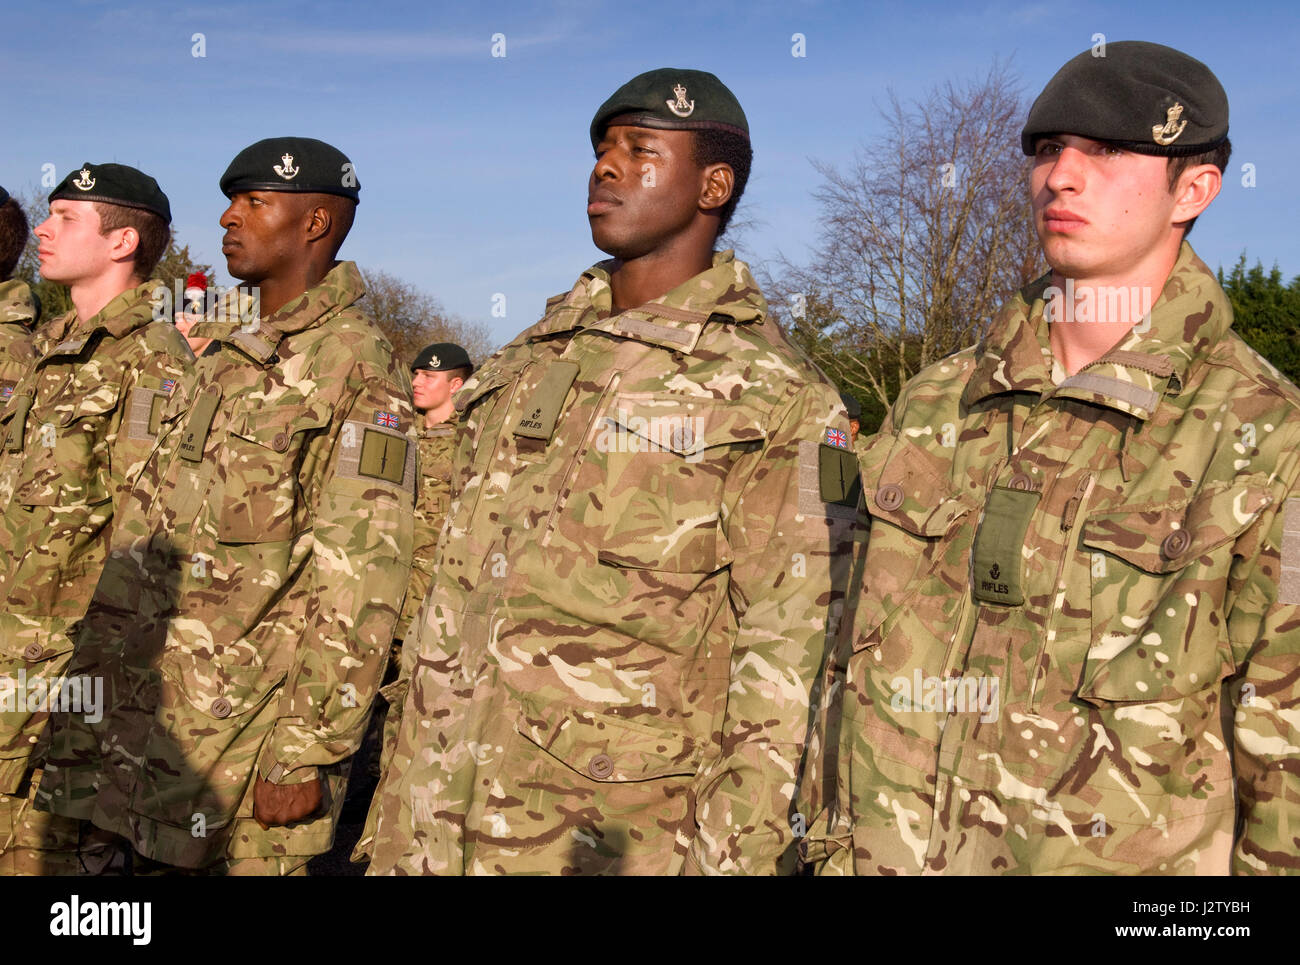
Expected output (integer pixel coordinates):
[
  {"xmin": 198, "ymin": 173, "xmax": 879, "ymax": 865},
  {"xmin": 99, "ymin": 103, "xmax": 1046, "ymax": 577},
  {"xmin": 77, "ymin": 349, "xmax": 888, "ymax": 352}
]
[
  {"xmin": 271, "ymin": 432, "xmax": 289, "ymax": 451},
  {"xmin": 670, "ymin": 425, "xmax": 695, "ymax": 452},
  {"xmin": 1008, "ymin": 472, "xmax": 1034, "ymax": 491},
  {"xmin": 1161, "ymin": 529, "xmax": 1191, "ymax": 559},
  {"xmin": 588, "ymin": 753, "xmax": 614, "ymax": 779},
  {"xmin": 876, "ymin": 483, "xmax": 904, "ymax": 511},
  {"xmin": 210, "ymin": 698, "xmax": 233, "ymax": 719},
  {"xmin": 22, "ymin": 643, "xmax": 44, "ymax": 661}
]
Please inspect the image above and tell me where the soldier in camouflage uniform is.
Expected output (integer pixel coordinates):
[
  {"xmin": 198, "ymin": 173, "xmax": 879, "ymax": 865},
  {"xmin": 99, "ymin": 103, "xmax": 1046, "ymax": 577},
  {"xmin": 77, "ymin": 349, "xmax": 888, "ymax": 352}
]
[
  {"xmin": 0, "ymin": 187, "xmax": 39, "ymax": 409},
  {"xmin": 0, "ymin": 166, "xmax": 192, "ymax": 874},
  {"xmin": 397, "ymin": 342, "xmax": 471, "ymax": 644},
  {"xmin": 366, "ymin": 69, "xmax": 859, "ymax": 876},
  {"xmin": 350, "ymin": 342, "xmax": 469, "ymax": 861},
  {"xmin": 37, "ymin": 138, "xmax": 416, "ymax": 875},
  {"xmin": 813, "ymin": 42, "xmax": 1300, "ymax": 874}
]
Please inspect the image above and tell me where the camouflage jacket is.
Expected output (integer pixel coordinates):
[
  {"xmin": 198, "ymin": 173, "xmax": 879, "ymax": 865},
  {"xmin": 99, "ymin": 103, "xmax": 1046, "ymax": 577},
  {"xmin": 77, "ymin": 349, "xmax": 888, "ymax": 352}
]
[
  {"xmin": 0, "ymin": 282, "xmax": 192, "ymax": 794},
  {"xmin": 366, "ymin": 252, "xmax": 859, "ymax": 875},
  {"xmin": 817, "ymin": 243, "xmax": 1300, "ymax": 875},
  {"xmin": 37, "ymin": 262, "xmax": 416, "ymax": 867},
  {"xmin": 0, "ymin": 279, "xmax": 39, "ymax": 404},
  {"xmin": 396, "ymin": 419, "xmax": 457, "ymax": 642}
]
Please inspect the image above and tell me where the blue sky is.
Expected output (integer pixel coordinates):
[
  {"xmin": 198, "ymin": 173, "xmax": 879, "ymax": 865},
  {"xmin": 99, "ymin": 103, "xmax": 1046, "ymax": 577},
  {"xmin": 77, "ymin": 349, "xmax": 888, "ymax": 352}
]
[{"xmin": 3, "ymin": 0, "xmax": 1296, "ymax": 346}]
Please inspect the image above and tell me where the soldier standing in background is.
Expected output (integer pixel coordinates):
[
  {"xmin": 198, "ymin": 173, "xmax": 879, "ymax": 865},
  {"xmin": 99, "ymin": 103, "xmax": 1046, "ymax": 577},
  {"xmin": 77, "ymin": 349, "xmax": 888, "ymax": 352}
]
[
  {"xmin": 0, "ymin": 165, "xmax": 192, "ymax": 874},
  {"xmin": 349, "ymin": 341, "xmax": 469, "ymax": 864},
  {"xmin": 814, "ymin": 42, "xmax": 1300, "ymax": 875},
  {"xmin": 37, "ymin": 138, "xmax": 416, "ymax": 875},
  {"xmin": 367, "ymin": 69, "xmax": 860, "ymax": 875},
  {"xmin": 0, "ymin": 187, "xmax": 39, "ymax": 409},
  {"xmin": 398, "ymin": 342, "xmax": 472, "ymax": 645}
]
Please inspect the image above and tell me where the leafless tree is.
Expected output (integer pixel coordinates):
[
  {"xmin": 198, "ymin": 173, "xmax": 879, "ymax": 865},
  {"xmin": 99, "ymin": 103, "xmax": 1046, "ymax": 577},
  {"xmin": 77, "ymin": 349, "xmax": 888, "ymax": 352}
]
[
  {"xmin": 766, "ymin": 61, "xmax": 1043, "ymax": 420},
  {"xmin": 359, "ymin": 268, "xmax": 496, "ymax": 368}
]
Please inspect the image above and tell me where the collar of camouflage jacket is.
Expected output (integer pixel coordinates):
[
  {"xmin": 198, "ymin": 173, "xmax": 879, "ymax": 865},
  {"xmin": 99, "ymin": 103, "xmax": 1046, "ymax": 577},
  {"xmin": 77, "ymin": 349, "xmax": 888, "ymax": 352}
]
[
  {"xmin": 527, "ymin": 249, "xmax": 766, "ymax": 354},
  {"xmin": 197, "ymin": 260, "xmax": 365, "ymax": 363},
  {"xmin": 45, "ymin": 279, "xmax": 162, "ymax": 351},
  {"xmin": 0, "ymin": 279, "xmax": 39, "ymax": 328},
  {"xmin": 962, "ymin": 242, "xmax": 1233, "ymax": 421}
]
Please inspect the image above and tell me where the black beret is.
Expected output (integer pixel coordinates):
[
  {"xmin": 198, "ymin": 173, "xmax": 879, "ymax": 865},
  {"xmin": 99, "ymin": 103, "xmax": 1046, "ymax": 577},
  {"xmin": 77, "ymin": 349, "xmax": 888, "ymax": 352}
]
[
  {"xmin": 0, "ymin": 186, "xmax": 8, "ymax": 206},
  {"xmin": 220, "ymin": 137, "xmax": 360, "ymax": 202},
  {"xmin": 591, "ymin": 68, "xmax": 749, "ymax": 149},
  {"xmin": 1022, "ymin": 41, "xmax": 1228, "ymax": 157},
  {"xmin": 412, "ymin": 342, "xmax": 472, "ymax": 373},
  {"xmin": 48, "ymin": 163, "xmax": 171, "ymax": 222},
  {"xmin": 840, "ymin": 393, "xmax": 862, "ymax": 421}
]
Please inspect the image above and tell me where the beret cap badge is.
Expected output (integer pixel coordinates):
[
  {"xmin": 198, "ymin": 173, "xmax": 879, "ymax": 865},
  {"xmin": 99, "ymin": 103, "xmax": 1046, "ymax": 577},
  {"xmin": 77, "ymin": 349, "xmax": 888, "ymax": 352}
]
[
  {"xmin": 73, "ymin": 168, "xmax": 96, "ymax": 191},
  {"xmin": 1152, "ymin": 103, "xmax": 1188, "ymax": 146},
  {"xmin": 273, "ymin": 153, "xmax": 299, "ymax": 180},
  {"xmin": 666, "ymin": 83, "xmax": 695, "ymax": 118}
]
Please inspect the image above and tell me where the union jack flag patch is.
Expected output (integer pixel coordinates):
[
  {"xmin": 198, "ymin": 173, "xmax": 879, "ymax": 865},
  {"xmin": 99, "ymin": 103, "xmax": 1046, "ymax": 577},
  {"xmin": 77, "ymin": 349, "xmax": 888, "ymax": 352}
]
[
  {"xmin": 375, "ymin": 411, "xmax": 400, "ymax": 429},
  {"xmin": 161, "ymin": 379, "xmax": 177, "ymax": 393},
  {"xmin": 825, "ymin": 427, "xmax": 848, "ymax": 449},
  {"xmin": 0, "ymin": 385, "xmax": 12, "ymax": 401}
]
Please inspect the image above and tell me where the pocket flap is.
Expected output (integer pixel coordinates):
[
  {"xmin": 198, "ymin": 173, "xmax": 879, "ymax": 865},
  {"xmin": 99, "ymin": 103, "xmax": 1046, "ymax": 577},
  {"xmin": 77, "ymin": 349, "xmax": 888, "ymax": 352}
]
[
  {"xmin": 160, "ymin": 654, "xmax": 288, "ymax": 720},
  {"xmin": 604, "ymin": 396, "xmax": 766, "ymax": 456},
  {"xmin": 228, "ymin": 402, "xmax": 332, "ymax": 451},
  {"xmin": 516, "ymin": 699, "xmax": 700, "ymax": 782},
  {"xmin": 1082, "ymin": 483, "xmax": 1272, "ymax": 574},
  {"xmin": 865, "ymin": 435, "xmax": 974, "ymax": 537}
]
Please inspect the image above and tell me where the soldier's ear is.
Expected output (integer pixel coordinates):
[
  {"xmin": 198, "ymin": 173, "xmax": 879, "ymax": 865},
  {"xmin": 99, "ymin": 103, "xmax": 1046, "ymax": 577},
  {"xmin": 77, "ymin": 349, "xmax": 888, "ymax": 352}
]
[
  {"xmin": 305, "ymin": 204, "xmax": 332, "ymax": 244},
  {"xmin": 1171, "ymin": 164, "xmax": 1221, "ymax": 226},
  {"xmin": 698, "ymin": 162, "xmax": 734, "ymax": 214}
]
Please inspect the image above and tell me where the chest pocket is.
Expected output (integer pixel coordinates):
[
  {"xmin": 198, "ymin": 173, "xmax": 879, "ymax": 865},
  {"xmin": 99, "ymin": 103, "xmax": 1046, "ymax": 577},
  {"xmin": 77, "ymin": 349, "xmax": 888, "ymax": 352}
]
[
  {"xmin": 10, "ymin": 382, "xmax": 121, "ymax": 508},
  {"xmin": 594, "ymin": 397, "xmax": 766, "ymax": 575},
  {"xmin": 1077, "ymin": 481, "xmax": 1272, "ymax": 704},
  {"xmin": 216, "ymin": 402, "xmax": 333, "ymax": 543},
  {"xmin": 855, "ymin": 433, "xmax": 977, "ymax": 656}
]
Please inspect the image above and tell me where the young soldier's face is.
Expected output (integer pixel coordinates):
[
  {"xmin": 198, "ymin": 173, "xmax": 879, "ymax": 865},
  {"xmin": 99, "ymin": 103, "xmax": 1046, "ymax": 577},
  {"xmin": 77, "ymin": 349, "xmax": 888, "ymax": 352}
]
[
  {"xmin": 588, "ymin": 125, "xmax": 706, "ymax": 260},
  {"xmin": 1030, "ymin": 134, "xmax": 1182, "ymax": 281},
  {"xmin": 35, "ymin": 200, "xmax": 121, "ymax": 285},
  {"xmin": 412, "ymin": 369, "xmax": 460, "ymax": 412}
]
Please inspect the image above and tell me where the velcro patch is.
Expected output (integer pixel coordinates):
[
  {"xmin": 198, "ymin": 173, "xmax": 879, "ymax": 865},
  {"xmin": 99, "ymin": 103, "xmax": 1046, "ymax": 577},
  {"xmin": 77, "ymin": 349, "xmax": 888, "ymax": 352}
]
[
  {"xmin": 971, "ymin": 486, "xmax": 1040, "ymax": 606},
  {"xmin": 1281, "ymin": 498, "xmax": 1300, "ymax": 605},
  {"xmin": 818, "ymin": 443, "xmax": 861, "ymax": 506},
  {"xmin": 796, "ymin": 440, "xmax": 859, "ymax": 520},
  {"xmin": 336, "ymin": 419, "xmax": 417, "ymax": 493},
  {"xmin": 126, "ymin": 387, "xmax": 168, "ymax": 441},
  {"xmin": 513, "ymin": 360, "xmax": 580, "ymax": 442},
  {"xmin": 360, "ymin": 429, "xmax": 408, "ymax": 483},
  {"xmin": 178, "ymin": 385, "xmax": 222, "ymax": 462},
  {"xmin": 4, "ymin": 395, "xmax": 32, "ymax": 452}
]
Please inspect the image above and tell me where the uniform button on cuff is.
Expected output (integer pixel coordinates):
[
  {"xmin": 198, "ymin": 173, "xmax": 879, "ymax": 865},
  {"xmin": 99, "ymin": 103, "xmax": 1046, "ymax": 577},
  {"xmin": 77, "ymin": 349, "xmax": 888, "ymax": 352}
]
[
  {"xmin": 876, "ymin": 484, "xmax": 904, "ymax": 511},
  {"xmin": 588, "ymin": 753, "xmax": 614, "ymax": 779}
]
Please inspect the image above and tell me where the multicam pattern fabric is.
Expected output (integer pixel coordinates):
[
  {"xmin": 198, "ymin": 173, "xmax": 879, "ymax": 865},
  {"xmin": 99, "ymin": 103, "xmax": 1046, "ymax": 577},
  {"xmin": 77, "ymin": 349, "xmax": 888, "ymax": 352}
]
[
  {"xmin": 0, "ymin": 282, "xmax": 192, "ymax": 793},
  {"xmin": 0, "ymin": 279, "xmax": 39, "ymax": 409},
  {"xmin": 396, "ymin": 421, "xmax": 457, "ymax": 643},
  {"xmin": 366, "ymin": 251, "xmax": 859, "ymax": 875},
  {"xmin": 36, "ymin": 262, "xmax": 416, "ymax": 869},
  {"xmin": 813, "ymin": 243, "xmax": 1300, "ymax": 875}
]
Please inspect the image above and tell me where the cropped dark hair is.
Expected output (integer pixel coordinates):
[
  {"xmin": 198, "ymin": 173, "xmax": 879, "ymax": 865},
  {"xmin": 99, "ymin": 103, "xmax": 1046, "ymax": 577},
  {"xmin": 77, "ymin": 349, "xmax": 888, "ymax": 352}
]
[
  {"xmin": 0, "ymin": 198, "xmax": 29, "ymax": 280},
  {"xmin": 692, "ymin": 128, "xmax": 752, "ymax": 238}
]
